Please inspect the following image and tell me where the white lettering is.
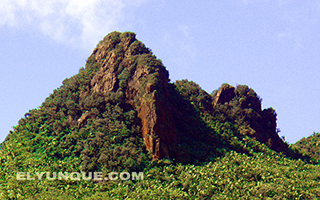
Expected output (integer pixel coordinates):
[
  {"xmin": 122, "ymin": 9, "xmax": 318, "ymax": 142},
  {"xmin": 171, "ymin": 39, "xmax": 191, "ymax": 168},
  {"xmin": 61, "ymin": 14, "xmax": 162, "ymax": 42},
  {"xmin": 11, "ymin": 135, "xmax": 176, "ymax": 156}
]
[
  {"xmin": 70, "ymin": 172, "xmax": 81, "ymax": 181},
  {"xmin": 131, "ymin": 172, "xmax": 144, "ymax": 180},
  {"xmin": 109, "ymin": 172, "xmax": 118, "ymax": 181},
  {"xmin": 35, "ymin": 172, "xmax": 46, "ymax": 180},
  {"xmin": 16, "ymin": 172, "xmax": 26, "ymax": 180},
  {"xmin": 120, "ymin": 172, "xmax": 130, "ymax": 180}
]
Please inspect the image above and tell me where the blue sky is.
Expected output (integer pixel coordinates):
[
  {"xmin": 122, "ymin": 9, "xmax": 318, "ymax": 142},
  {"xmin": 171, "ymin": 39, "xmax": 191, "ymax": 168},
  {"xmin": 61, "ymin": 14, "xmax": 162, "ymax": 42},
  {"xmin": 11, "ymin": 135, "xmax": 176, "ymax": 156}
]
[{"xmin": 0, "ymin": 0, "xmax": 319, "ymax": 144}]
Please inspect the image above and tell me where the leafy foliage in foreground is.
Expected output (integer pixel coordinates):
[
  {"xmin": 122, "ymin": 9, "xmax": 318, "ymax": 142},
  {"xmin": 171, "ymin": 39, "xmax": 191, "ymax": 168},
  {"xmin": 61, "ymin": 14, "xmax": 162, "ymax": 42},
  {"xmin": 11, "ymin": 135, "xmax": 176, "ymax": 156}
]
[
  {"xmin": 1, "ymin": 149, "xmax": 320, "ymax": 199},
  {"xmin": 0, "ymin": 31, "xmax": 319, "ymax": 199}
]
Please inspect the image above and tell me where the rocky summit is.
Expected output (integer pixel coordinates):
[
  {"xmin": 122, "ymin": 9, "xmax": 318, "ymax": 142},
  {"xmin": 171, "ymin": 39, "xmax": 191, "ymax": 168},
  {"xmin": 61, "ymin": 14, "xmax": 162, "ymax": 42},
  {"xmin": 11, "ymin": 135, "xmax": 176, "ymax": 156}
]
[{"xmin": 87, "ymin": 31, "xmax": 177, "ymax": 159}]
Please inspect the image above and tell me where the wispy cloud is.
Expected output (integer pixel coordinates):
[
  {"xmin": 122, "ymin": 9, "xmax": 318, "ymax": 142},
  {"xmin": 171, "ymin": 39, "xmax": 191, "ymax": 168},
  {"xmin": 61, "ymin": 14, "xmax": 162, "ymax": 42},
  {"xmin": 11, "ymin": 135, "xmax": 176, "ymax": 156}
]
[{"xmin": 0, "ymin": 0, "xmax": 147, "ymax": 49}]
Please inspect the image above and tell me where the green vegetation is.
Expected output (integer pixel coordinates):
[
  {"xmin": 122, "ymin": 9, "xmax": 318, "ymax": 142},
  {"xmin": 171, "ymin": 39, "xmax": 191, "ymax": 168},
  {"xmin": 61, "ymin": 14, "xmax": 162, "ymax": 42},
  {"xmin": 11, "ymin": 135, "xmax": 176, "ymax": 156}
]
[
  {"xmin": 291, "ymin": 132, "xmax": 320, "ymax": 163},
  {"xmin": 0, "ymin": 31, "xmax": 319, "ymax": 199}
]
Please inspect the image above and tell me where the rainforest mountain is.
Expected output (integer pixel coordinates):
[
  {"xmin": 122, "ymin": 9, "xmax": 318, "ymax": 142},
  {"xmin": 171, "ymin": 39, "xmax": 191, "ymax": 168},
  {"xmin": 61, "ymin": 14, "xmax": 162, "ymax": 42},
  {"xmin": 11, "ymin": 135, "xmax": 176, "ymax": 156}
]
[{"xmin": 1, "ymin": 31, "xmax": 319, "ymax": 199}]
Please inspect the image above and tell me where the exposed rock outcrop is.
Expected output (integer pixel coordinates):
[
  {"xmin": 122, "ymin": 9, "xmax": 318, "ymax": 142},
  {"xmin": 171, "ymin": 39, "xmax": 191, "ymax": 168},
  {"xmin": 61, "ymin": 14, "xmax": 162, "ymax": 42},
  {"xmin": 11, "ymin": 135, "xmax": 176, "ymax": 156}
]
[
  {"xmin": 86, "ymin": 32, "xmax": 177, "ymax": 159},
  {"xmin": 213, "ymin": 84, "xmax": 235, "ymax": 105}
]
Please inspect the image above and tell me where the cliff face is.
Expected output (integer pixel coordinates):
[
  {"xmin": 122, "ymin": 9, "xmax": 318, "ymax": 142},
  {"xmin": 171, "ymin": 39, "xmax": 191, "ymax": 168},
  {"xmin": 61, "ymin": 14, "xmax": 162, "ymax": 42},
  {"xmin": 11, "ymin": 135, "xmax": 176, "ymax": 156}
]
[{"xmin": 87, "ymin": 32, "xmax": 177, "ymax": 159}]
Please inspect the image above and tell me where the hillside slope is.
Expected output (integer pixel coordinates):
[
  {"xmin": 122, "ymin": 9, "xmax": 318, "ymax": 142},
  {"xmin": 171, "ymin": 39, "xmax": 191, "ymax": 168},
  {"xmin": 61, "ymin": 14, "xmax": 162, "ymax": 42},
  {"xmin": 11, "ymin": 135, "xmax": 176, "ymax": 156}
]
[
  {"xmin": 291, "ymin": 132, "xmax": 320, "ymax": 163},
  {"xmin": 1, "ymin": 31, "xmax": 319, "ymax": 199}
]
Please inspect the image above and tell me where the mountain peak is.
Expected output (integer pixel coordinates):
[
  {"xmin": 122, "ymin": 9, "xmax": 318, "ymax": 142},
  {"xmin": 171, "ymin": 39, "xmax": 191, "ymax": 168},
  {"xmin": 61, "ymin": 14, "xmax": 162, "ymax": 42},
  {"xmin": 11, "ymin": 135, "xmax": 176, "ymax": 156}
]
[
  {"xmin": 3, "ymin": 32, "xmax": 293, "ymax": 163},
  {"xmin": 84, "ymin": 31, "xmax": 176, "ymax": 159}
]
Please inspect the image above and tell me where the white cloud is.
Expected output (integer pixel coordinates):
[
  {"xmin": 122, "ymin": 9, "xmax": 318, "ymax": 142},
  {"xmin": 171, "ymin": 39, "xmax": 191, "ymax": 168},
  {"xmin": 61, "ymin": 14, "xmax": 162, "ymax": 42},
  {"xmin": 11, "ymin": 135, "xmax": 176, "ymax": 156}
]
[{"xmin": 0, "ymin": 0, "xmax": 147, "ymax": 49}]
